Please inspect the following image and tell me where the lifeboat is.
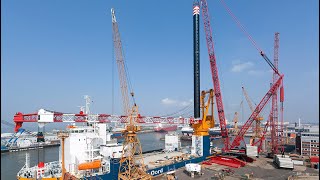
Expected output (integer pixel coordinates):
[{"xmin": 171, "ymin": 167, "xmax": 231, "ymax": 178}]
[
  {"xmin": 78, "ymin": 160, "xmax": 101, "ymax": 170},
  {"xmin": 67, "ymin": 125, "xmax": 76, "ymax": 129},
  {"xmin": 290, "ymin": 133, "xmax": 296, "ymax": 138}
]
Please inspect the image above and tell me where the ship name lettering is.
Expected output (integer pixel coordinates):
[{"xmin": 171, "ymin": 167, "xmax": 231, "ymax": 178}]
[{"xmin": 150, "ymin": 168, "xmax": 163, "ymax": 176}]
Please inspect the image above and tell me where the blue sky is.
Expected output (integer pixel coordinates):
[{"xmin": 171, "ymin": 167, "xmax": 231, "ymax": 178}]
[{"xmin": 1, "ymin": 0, "xmax": 319, "ymax": 132}]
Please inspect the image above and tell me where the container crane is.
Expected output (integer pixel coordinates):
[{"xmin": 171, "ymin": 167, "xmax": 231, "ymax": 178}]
[
  {"xmin": 111, "ymin": 8, "xmax": 151, "ymax": 180},
  {"xmin": 242, "ymin": 86, "xmax": 264, "ymax": 145}
]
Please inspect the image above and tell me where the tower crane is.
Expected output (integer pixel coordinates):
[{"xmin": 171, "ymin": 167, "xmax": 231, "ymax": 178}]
[
  {"xmin": 242, "ymin": 86, "xmax": 264, "ymax": 145},
  {"xmin": 111, "ymin": 8, "xmax": 151, "ymax": 180}
]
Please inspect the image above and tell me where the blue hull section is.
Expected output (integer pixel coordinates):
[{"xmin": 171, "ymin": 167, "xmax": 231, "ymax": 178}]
[
  {"xmin": 92, "ymin": 157, "xmax": 207, "ymax": 179},
  {"xmin": 146, "ymin": 156, "xmax": 206, "ymax": 176},
  {"xmin": 90, "ymin": 136, "xmax": 211, "ymax": 179},
  {"xmin": 111, "ymin": 132, "xmax": 123, "ymax": 139}
]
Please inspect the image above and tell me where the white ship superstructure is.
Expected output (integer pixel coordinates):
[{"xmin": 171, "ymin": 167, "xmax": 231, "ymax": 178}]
[{"xmin": 17, "ymin": 123, "xmax": 123, "ymax": 179}]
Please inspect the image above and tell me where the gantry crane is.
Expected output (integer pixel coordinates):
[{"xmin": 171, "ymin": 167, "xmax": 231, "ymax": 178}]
[
  {"xmin": 111, "ymin": 8, "xmax": 151, "ymax": 180},
  {"xmin": 242, "ymin": 86, "xmax": 264, "ymax": 145}
]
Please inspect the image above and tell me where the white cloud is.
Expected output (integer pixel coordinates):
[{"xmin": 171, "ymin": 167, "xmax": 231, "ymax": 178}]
[
  {"xmin": 231, "ymin": 61, "xmax": 254, "ymax": 72},
  {"xmin": 161, "ymin": 98, "xmax": 192, "ymax": 106},
  {"xmin": 180, "ymin": 99, "xmax": 193, "ymax": 106},
  {"xmin": 161, "ymin": 98, "xmax": 177, "ymax": 105},
  {"xmin": 248, "ymin": 70, "xmax": 266, "ymax": 76}
]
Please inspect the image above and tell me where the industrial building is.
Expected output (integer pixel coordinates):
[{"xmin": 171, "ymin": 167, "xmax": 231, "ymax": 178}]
[{"xmin": 296, "ymin": 126, "xmax": 319, "ymax": 156}]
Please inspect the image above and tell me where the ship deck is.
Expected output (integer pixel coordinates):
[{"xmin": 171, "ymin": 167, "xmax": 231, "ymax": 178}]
[{"xmin": 142, "ymin": 151, "xmax": 190, "ymax": 169}]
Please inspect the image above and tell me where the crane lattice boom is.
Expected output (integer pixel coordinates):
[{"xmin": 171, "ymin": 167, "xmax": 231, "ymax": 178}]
[
  {"xmin": 112, "ymin": 8, "xmax": 131, "ymax": 116},
  {"xmin": 242, "ymin": 87, "xmax": 255, "ymax": 112},
  {"xmin": 200, "ymin": 0, "xmax": 229, "ymax": 150},
  {"xmin": 230, "ymin": 75, "xmax": 284, "ymax": 148},
  {"xmin": 271, "ymin": 32, "xmax": 280, "ymax": 154}
]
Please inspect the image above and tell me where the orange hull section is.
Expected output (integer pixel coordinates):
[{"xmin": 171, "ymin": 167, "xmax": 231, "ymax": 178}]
[{"xmin": 78, "ymin": 160, "xmax": 101, "ymax": 170}]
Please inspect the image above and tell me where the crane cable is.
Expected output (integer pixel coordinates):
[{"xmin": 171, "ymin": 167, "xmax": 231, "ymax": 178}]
[
  {"xmin": 218, "ymin": 0, "xmax": 262, "ymax": 52},
  {"xmin": 112, "ymin": 27, "xmax": 115, "ymax": 114},
  {"xmin": 159, "ymin": 103, "xmax": 193, "ymax": 117},
  {"xmin": 218, "ymin": 0, "xmax": 279, "ymax": 74},
  {"xmin": 120, "ymin": 42, "xmax": 136, "ymax": 105}
]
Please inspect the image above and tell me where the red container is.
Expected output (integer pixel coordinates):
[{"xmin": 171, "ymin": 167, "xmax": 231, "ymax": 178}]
[
  {"xmin": 310, "ymin": 156, "xmax": 319, "ymax": 163},
  {"xmin": 38, "ymin": 162, "xmax": 45, "ymax": 168}
]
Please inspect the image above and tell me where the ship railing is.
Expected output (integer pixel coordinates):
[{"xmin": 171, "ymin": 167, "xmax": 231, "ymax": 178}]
[
  {"xmin": 105, "ymin": 139, "xmax": 118, "ymax": 145},
  {"xmin": 17, "ymin": 164, "xmax": 27, "ymax": 176}
]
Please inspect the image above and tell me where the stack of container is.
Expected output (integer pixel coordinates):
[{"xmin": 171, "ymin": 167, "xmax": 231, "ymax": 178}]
[{"xmin": 273, "ymin": 154, "xmax": 294, "ymax": 169}]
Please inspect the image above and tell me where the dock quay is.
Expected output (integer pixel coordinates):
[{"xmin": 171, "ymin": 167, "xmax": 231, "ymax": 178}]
[
  {"xmin": 153, "ymin": 156, "xmax": 319, "ymax": 180},
  {"xmin": 1, "ymin": 142, "xmax": 60, "ymax": 153}
]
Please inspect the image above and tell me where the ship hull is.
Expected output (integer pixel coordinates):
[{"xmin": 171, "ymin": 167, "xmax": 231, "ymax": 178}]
[
  {"xmin": 111, "ymin": 132, "xmax": 123, "ymax": 139},
  {"xmin": 154, "ymin": 125, "xmax": 177, "ymax": 132}
]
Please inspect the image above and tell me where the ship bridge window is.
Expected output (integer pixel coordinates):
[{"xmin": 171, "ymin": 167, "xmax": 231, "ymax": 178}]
[{"xmin": 79, "ymin": 130, "xmax": 84, "ymax": 133}]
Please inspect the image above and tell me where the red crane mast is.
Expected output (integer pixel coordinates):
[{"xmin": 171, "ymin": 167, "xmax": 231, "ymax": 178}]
[
  {"xmin": 271, "ymin": 32, "xmax": 280, "ymax": 154},
  {"xmin": 200, "ymin": 0, "xmax": 229, "ymax": 150}
]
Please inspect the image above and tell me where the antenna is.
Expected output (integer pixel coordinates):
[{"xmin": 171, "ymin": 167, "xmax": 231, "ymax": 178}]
[
  {"xmin": 84, "ymin": 95, "xmax": 91, "ymax": 115},
  {"xmin": 77, "ymin": 106, "xmax": 85, "ymax": 112}
]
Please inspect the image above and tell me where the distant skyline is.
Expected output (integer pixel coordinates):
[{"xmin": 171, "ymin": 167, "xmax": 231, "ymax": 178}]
[{"xmin": 1, "ymin": 0, "xmax": 319, "ymax": 132}]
